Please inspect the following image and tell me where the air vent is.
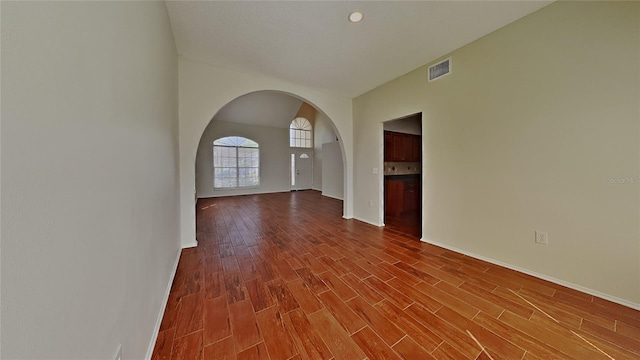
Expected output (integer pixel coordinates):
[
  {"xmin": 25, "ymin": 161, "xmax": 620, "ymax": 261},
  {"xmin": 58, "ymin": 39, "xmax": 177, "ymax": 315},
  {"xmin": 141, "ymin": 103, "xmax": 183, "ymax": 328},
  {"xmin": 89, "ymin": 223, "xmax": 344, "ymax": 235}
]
[{"xmin": 428, "ymin": 58, "xmax": 451, "ymax": 82}]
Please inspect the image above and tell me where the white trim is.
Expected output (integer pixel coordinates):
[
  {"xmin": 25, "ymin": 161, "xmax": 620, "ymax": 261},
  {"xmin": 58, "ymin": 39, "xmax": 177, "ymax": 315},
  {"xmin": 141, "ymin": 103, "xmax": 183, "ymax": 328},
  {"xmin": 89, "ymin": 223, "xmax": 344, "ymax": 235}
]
[
  {"xmin": 145, "ymin": 249, "xmax": 181, "ymax": 360},
  {"xmin": 197, "ymin": 189, "xmax": 291, "ymax": 199},
  {"xmin": 321, "ymin": 193, "xmax": 343, "ymax": 201},
  {"xmin": 421, "ymin": 238, "xmax": 640, "ymax": 311},
  {"xmin": 353, "ymin": 216, "xmax": 384, "ymax": 227},
  {"xmin": 182, "ymin": 241, "xmax": 198, "ymax": 249},
  {"xmin": 290, "ymin": 148, "xmax": 314, "ymax": 191}
]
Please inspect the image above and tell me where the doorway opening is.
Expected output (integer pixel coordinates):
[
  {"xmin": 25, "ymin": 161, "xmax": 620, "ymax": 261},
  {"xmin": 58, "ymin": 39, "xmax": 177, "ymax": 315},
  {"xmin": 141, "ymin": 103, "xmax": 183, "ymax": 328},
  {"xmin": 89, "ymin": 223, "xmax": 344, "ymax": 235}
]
[{"xmin": 383, "ymin": 113, "xmax": 422, "ymax": 238}]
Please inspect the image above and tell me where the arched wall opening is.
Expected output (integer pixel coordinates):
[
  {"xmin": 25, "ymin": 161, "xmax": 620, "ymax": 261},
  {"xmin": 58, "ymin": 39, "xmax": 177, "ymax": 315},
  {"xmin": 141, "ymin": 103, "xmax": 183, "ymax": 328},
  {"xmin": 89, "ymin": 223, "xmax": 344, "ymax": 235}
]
[
  {"xmin": 178, "ymin": 57, "xmax": 354, "ymax": 248},
  {"xmin": 194, "ymin": 90, "xmax": 347, "ymax": 203}
]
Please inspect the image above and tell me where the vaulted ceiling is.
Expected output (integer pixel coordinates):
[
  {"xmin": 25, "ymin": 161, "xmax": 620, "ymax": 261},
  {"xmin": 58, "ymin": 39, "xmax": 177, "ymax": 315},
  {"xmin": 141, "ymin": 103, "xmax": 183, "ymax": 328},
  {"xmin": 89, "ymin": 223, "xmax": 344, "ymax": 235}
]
[{"xmin": 166, "ymin": 0, "xmax": 552, "ymax": 98}]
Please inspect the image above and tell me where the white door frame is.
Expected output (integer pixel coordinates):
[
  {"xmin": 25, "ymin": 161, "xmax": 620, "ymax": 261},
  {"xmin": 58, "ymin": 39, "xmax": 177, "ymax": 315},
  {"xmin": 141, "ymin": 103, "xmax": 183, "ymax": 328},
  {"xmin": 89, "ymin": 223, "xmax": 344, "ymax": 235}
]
[{"xmin": 290, "ymin": 148, "xmax": 314, "ymax": 191}]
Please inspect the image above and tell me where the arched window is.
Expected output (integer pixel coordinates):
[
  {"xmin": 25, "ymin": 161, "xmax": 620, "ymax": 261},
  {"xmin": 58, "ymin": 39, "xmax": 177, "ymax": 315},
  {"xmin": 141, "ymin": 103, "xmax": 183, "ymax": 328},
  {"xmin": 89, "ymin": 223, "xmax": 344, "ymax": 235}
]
[
  {"xmin": 213, "ymin": 136, "xmax": 259, "ymax": 189},
  {"xmin": 290, "ymin": 117, "xmax": 312, "ymax": 148}
]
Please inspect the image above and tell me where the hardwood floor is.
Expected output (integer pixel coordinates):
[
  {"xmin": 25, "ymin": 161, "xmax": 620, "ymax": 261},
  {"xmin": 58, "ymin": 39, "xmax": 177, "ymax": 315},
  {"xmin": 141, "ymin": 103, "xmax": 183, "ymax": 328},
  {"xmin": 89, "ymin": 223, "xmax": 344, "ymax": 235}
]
[
  {"xmin": 385, "ymin": 209, "xmax": 421, "ymax": 239},
  {"xmin": 152, "ymin": 190, "xmax": 640, "ymax": 360}
]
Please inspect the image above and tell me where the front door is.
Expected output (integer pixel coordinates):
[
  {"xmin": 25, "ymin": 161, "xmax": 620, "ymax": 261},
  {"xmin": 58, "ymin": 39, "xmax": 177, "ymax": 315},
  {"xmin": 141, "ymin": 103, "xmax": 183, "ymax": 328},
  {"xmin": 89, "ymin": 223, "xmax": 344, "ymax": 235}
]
[{"xmin": 290, "ymin": 149, "xmax": 313, "ymax": 190}]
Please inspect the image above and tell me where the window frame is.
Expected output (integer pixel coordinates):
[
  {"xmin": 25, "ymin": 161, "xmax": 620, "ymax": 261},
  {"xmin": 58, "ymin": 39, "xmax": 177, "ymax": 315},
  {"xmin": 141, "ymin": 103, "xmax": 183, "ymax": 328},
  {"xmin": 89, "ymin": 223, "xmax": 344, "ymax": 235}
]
[
  {"xmin": 213, "ymin": 136, "xmax": 260, "ymax": 190},
  {"xmin": 289, "ymin": 117, "xmax": 313, "ymax": 148}
]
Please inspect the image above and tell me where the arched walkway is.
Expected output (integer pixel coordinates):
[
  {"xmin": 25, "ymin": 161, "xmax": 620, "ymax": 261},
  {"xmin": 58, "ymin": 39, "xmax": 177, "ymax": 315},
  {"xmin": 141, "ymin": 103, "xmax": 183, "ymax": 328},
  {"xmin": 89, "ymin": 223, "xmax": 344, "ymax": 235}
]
[
  {"xmin": 194, "ymin": 90, "xmax": 346, "ymax": 210},
  {"xmin": 178, "ymin": 58, "xmax": 354, "ymax": 247}
]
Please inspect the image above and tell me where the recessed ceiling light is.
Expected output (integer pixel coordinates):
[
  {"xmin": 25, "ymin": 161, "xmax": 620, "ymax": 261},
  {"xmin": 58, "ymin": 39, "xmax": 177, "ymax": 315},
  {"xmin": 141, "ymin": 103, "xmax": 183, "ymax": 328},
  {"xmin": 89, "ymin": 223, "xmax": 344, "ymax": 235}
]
[{"xmin": 348, "ymin": 11, "xmax": 364, "ymax": 23}]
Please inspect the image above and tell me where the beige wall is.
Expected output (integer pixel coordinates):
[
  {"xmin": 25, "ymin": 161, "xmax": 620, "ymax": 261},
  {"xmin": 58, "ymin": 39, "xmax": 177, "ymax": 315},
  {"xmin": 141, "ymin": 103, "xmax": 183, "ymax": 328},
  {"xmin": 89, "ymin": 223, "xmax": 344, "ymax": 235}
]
[
  {"xmin": 314, "ymin": 112, "xmax": 339, "ymax": 192},
  {"xmin": 1, "ymin": 1, "xmax": 180, "ymax": 358},
  {"xmin": 353, "ymin": 1, "xmax": 640, "ymax": 306},
  {"xmin": 295, "ymin": 102, "xmax": 317, "ymax": 123},
  {"xmin": 322, "ymin": 141, "xmax": 344, "ymax": 200}
]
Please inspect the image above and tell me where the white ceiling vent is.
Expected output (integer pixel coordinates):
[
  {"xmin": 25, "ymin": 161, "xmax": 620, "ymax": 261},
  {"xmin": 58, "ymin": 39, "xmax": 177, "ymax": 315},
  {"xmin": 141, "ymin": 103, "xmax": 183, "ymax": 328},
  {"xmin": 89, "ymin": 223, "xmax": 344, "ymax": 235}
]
[{"xmin": 428, "ymin": 58, "xmax": 451, "ymax": 82}]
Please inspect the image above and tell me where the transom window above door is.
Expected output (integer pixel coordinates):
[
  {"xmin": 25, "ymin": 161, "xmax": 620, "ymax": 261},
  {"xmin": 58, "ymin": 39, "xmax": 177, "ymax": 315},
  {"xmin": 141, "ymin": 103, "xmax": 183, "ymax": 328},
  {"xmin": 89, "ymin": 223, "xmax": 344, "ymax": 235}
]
[
  {"xmin": 213, "ymin": 136, "xmax": 259, "ymax": 189},
  {"xmin": 290, "ymin": 117, "xmax": 312, "ymax": 148}
]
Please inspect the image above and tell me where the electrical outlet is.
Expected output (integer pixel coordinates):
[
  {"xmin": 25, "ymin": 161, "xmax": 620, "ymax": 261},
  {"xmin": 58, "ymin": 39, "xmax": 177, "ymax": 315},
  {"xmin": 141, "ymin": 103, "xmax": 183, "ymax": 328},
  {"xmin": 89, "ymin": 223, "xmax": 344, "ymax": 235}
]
[
  {"xmin": 535, "ymin": 231, "xmax": 548, "ymax": 244},
  {"xmin": 368, "ymin": 200, "xmax": 373, "ymax": 207},
  {"xmin": 114, "ymin": 345, "xmax": 122, "ymax": 360}
]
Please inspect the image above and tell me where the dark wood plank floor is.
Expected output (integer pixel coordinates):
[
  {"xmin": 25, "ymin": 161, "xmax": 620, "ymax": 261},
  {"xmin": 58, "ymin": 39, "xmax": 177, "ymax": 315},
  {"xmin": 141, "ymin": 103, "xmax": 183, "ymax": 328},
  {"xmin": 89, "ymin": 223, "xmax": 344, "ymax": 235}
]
[
  {"xmin": 385, "ymin": 209, "xmax": 421, "ymax": 239},
  {"xmin": 152, "ymin": 190, "xmax": 640, "ymax": 360}
]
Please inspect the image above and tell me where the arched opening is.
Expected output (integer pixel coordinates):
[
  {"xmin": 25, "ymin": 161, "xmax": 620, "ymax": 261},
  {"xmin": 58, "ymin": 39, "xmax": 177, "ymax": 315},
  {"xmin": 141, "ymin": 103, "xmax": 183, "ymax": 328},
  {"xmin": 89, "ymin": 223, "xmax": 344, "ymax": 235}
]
[
  {"xmin": 178, "ymin": 60, "xmax": 354, "ymax": 248},
  {"xmin": 193, "ymin": 90, "xmax": 347, "ymax": 238}
]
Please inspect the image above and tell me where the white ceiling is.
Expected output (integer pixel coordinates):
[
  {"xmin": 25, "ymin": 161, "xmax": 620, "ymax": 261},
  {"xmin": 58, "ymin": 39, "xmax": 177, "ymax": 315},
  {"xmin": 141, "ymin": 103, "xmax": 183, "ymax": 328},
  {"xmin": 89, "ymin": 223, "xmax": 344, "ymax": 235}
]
[
  {"xmin": 165, "ymin": 0, "xmax": 552, "ymax": 98},
  {"xmin": 213, "ymin": 91, "xmax": 303, "ymax": 128}
]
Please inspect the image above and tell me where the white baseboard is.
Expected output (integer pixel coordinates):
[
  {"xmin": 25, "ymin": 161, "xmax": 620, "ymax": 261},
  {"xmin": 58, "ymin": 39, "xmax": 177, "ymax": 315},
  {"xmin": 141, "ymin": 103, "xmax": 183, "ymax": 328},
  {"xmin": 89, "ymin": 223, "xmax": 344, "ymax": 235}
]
[
  {"xmin": 145, "ymin": 249, "xmax": 181, "ymax": 360},
  {"xmin": 197, "ymin": 189, "xmax": 291, "ymax": 199},
  {"xmin": 182, "ymin": 241, "xmax": 198, "ymax": 249},
  {"xmin": 421, "ymin": 238, "xmax": 640, "ymax": 311},
  {"xmin": 352, "ymin": 216, "xmax": 384, "ymax": 227},
  {"xmin": 321, "ymin": 193, "xmax": 343, "ymax": 201}
]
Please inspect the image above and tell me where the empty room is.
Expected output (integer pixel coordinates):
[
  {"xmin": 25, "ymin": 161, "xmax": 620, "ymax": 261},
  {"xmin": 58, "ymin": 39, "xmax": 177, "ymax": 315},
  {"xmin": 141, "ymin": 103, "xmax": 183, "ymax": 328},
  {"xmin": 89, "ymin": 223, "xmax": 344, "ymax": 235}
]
[{"xmin": 2, "ymin": 1, "xmax": 639, "ymax": 360}]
